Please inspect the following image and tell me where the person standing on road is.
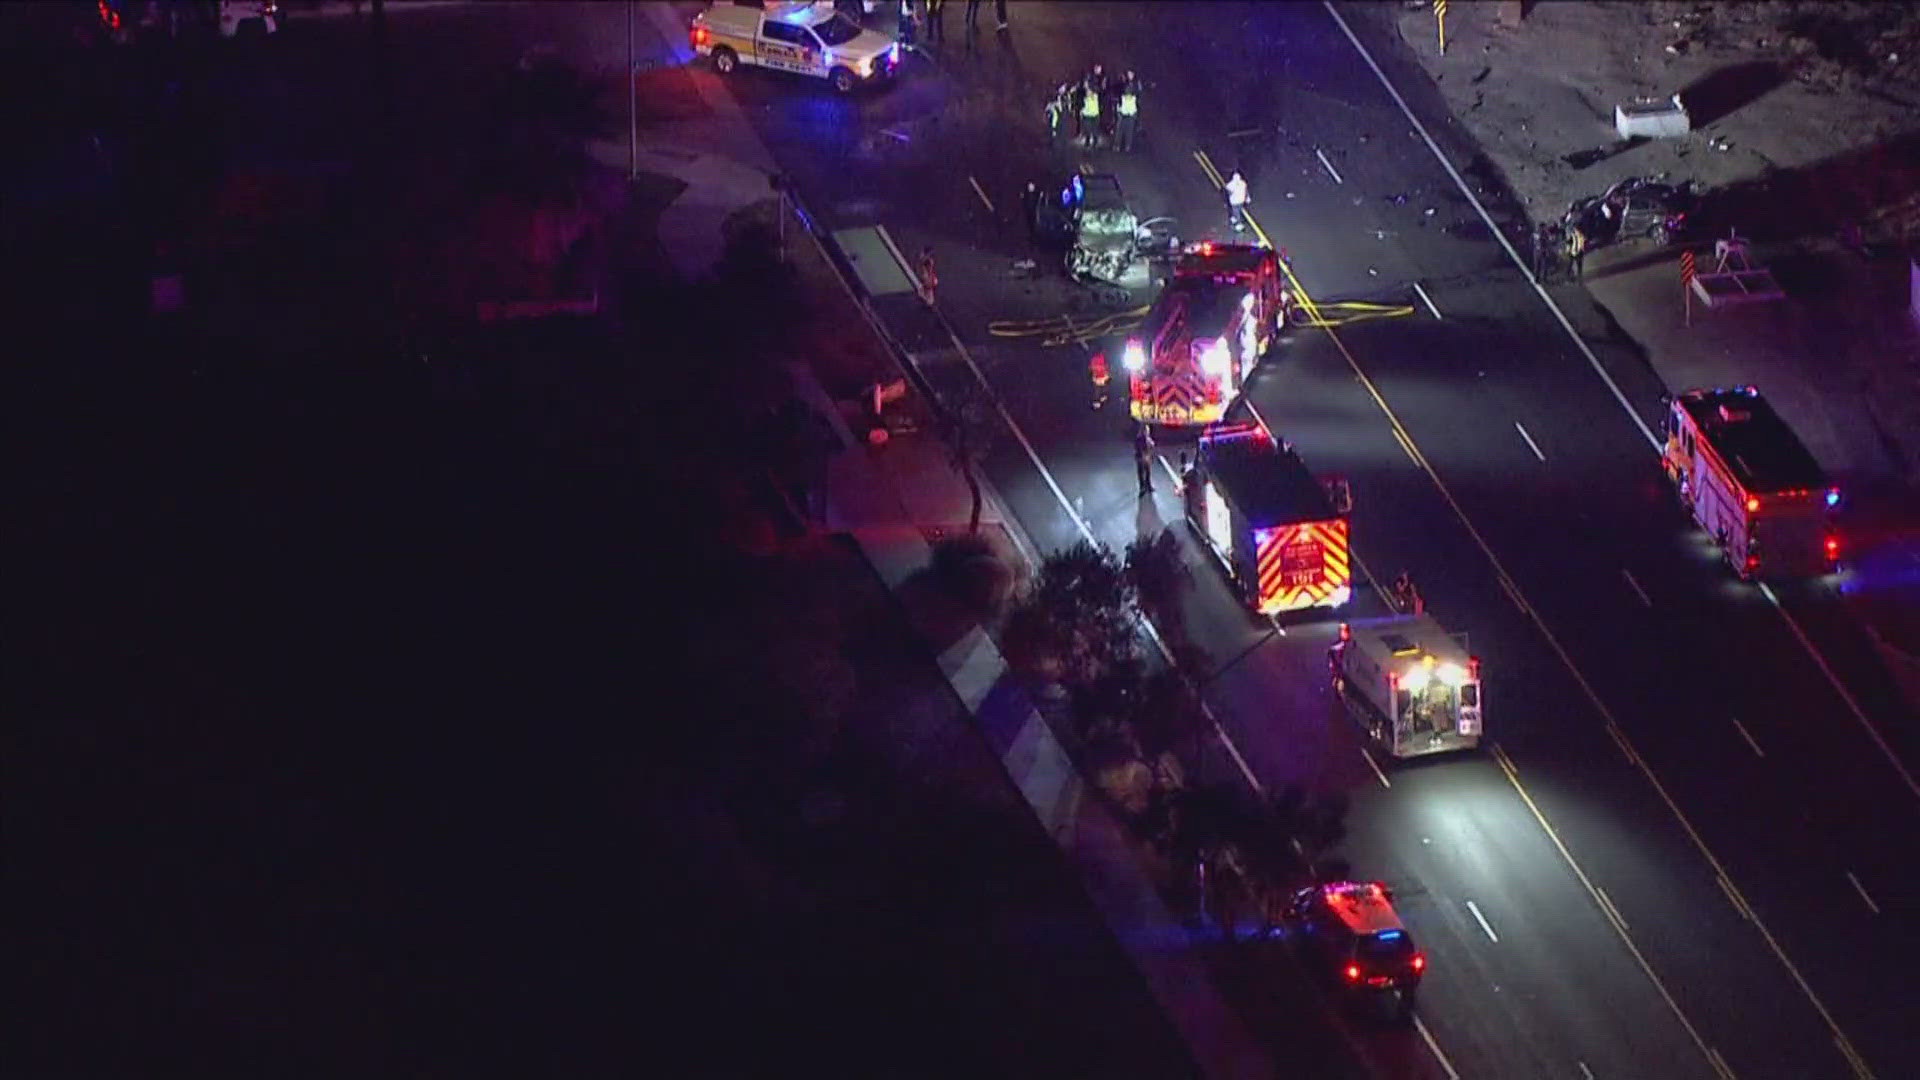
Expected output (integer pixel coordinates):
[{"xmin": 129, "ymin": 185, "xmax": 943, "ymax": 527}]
[
  {"xmin": 917, "ymin": 246, "xmax": 939, "ymax": 306},
  {"xmin": 1566, "ymin": 224, "xmax": 1588, "ymax": 280},
  {"xmin": 965, "ymin": 0, "xmax": 981, "ymax": 30},
  {"xmin": 1225, "ymin": 170, "xmax": 1250, "ymax": 232},
  {"xmin": 1021, "ymin": 181, "xmax": 1042, "ymax": 241},
  {"xmin": 897, "ymin": 0, "xmax": 917, "ymax": 48},
  {"xmin": 1079, "ymin": 75, "xmax": 1102, "ymax": 149},
  {"xmin": 925, "ymin": 0, "xmax": 944, "ymax": 43},
  {"xmin": 1045, "ymin": 86, "xmax": 1067, "ymax": 146},
  {"xmin": 1115, "ymin": 73, "xmax": 1140, "ymax": 152},
  {"xmin": 1134, "ymin": 423, "xmax": 1156, "ymax": 496},
  {"xmin": 1089, "ymin": 350, "xmax": 1111, "ymax": 411},
  {"xmin": 995, "ymin": 0, "xmax": 1008, "ymax": 31}
]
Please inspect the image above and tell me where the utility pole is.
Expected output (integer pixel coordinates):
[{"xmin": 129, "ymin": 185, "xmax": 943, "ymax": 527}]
[{"xmin": 627, "ymin": 0, "xmax": 638, "ymax": 181}]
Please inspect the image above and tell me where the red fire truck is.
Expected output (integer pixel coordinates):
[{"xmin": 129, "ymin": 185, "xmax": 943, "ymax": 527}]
[
  {"xmin": 1183, "ymin": 421, "xmax": 1351, "ymax": 615},
  {"xmin": 1662, "ymin": 385, "xmax": 1841, "ymax": 578},
  {"xmin": 1122, "ymin": 243, "xmax": 1292, "ymax": 427}
]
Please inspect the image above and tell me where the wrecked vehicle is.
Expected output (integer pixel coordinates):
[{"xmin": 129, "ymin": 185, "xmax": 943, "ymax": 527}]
[
  {"xmin": 1562, "ymin": 176, "xmax": 1698, "ymax": 248},
  {"xmin": 1032, "ymin": 172, "xmax": 1176, "ymax": 294}
]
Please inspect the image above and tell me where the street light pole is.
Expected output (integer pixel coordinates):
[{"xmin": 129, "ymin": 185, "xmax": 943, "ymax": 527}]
[{"xmin": 627, "ymin": 0, "xmax": 637, "ymax": 181}]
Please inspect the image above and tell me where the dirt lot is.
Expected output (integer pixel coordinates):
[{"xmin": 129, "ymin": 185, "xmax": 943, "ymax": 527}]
[{"xmin": 1397, "ymin": 0, "xmax": 1920, "ymax": 245}]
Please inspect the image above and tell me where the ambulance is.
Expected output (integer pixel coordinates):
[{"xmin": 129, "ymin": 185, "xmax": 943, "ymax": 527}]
[
  {"xmin": 1122, "ymin": 242, "xmax": 1291, "ymax": 427},
  {"xmin": 1182, "ymin": 421, "xmax": 1351, "ymax": 616},
  {"xmin": 1329, "ymin": 614, "xmax": 1482, "ymax": 759},
  {"xmin": 690, "ymin": 2, "xmax": 902, "ymax": 94},
  {"xmin": 1661, "ymin": 385, "xmax": 1840, "ymax": 578}
]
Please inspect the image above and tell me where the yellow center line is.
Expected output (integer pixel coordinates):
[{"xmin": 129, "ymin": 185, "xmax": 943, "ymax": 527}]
[{"xmin": 1193, "ymin": 146, "xmax": 1749, "ymax": 1080}]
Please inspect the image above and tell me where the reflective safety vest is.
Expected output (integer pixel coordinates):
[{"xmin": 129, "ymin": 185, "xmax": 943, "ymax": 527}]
[
  {"xmin": 1081, "ymin": 89, "xmax": 1101, "ymax": 118},
  {"xmin": 1566, "ymin": 228, "xmax": 1588, "ymax": 256},
  {"xmin": 1118, "ymin": 91, "xmax": 1138, "ymax": 117}
]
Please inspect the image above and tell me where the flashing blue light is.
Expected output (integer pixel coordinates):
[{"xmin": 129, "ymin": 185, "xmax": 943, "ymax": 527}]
[
  {"xmin": 1070, "ymin": 174, "xmax": 1084, "ymax": 202},
  {"xmin": 1826, "ymin": 488, "xmax": 1841, "ymax": 507},
  {"xmin": 1377, "ymin": 929, "xmax": 1404, "ymax": 941}
]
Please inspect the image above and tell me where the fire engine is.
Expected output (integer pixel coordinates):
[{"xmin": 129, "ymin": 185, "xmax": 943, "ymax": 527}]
[
  {"xmin": 1122, "ymin": 242, "xmax": 1292, "ymax": 427},
  {"xmin": 1661, "ymin": 385, "xmax": 1840, "ymax": 578},
  {"xmin": 1330, "ymin": 614, "xmax": 1482, "ymax": 759},
  {"xmin": 1182, "ymin": 421, "xmax": 1351, "ymax": 615}
]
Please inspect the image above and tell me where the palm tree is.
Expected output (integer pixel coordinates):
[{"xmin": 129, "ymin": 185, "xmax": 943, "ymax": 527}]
[{"xmin": 938, "ymin": 382, "xmax": 998, "ymax": 535}]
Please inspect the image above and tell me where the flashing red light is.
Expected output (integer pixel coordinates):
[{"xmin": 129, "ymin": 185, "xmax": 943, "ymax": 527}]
[
  {"xmin": 1746, "ymin": 554, "xmax": 1760, "ymax": 569},
  {"xmin": 1344, "ymin": 964, "xmax": 1361, "ymax": 982},
  {"xmin": 1411, "ymin": 954, "xmax": 1426, "ymax": 973},
  {"xmin": 1826, "ymin": 536, "xmax": 1839, "ymax": 557},
  {"xmin": 691, "ymin": 25, "xmax": 710, "ymax": 46},
  {"xmin": 1745, "ymin": 496, "xmax": 1760, "ymax": 513},
  {"xmin": 1200, "ymin": 242, "xmax": 1215, "ymax": 255}
]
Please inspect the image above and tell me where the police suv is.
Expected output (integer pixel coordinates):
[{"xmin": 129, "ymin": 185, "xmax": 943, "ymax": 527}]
[
  {"xmin": 1284, "ymin": 880, "xmax": 1426, "ymax": 1018},
  {"xmin": 691, "ymin": 1, "xmax": 901, "ymax": 94}
]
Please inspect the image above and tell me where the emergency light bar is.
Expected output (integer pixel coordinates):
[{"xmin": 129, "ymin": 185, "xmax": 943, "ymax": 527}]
[{"xmin": 1200, "ymin": 421, "xmax": 1269, "ymax": 446}]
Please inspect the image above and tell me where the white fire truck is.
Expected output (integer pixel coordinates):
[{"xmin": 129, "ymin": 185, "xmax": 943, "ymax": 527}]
[
  {"xmin": 1329, "ymin": 614, "xmax": 1482, "ymax": 759},
  {"xmin": 1661, "ymin": 385, "xmax": 1840, "ymax": 578},
  {"xmin": 1122, "ymin": 242, "xmax": 1292, "ymax": 427},
  {"xmin": 1183, "ymin": 421, "xmax": 1351, "ymax": 616}
]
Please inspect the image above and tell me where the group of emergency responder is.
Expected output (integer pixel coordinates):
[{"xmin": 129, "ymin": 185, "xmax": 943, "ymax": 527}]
[{"xmin": 1046, "ymin": 65, "xmax": 1144, "ymax": 151}]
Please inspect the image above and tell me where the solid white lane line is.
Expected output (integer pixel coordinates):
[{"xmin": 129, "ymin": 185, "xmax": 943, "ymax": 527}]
[
  {"xmin": 1731, "ymin": 717, "xmax": 1765, "ymax": 758},
  {"xmin": 1360, "ymin": 747, "xmax": 1392, "ymax": 789},
  {"xmin": 1846, "ymin": 871, "xmax": 1881, "ymax": 915},
  {"xmin": 1414, "ymin": 1016, "xmax": 1463, "ymax": 1080},
  {"xmin": 1315, "ymin": 147, "xmax": 1344, "ymax": 184},
  {"xmin": 1515, "ymin": 421, "xmax": 1546, "ymax": 462},
  {"xmin": 1411, "ymin": 280, "xmax": 1443, "ymax": 319},
  {"xmin": 1758, "ymin": 582, "xmax": 1920, "ymax": 801},
  {"xmin": 1320, "ymin": 3, "xmax": 1658, "ymax": 451},
  {"xmin": 967, "ymin": 174, "xmax": 995, "ymax": 214},
  {"xmin": 1621, "ymin": 569, "xmax": 1652, "ymax": 607},
  {"xmin": 904, "ymin": 264, "xmax": 1270, "ymax": 798},
  {"xmin": 1466, "ymin": 899, "xmax": 1499, "ymax": 943}
]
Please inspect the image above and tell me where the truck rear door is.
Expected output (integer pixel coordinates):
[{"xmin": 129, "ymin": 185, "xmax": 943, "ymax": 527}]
[{"xmin": 756, "ymin": 18, "xmax": 820, "ymax": 75}]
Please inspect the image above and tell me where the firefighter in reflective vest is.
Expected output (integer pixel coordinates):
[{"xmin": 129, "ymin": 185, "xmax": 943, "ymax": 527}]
[
  {"xmin": 1225, "ymin": 170, "xmax": 1250, "ymax": 232},
  {"xmin": 1079, "ymin": 72, "xmax": 1103, "ymax": 148},
  {"xmin": 1045, "ymin": 84, "xmax": 1067, "ymax": 146},
  {"xmin": 1088, "ymin": 350, "xmax": 1111, "ymax": 410},
  {"xmin": 1115, "ymin": 73, "xmax": 1140, "ymax": 152},
  {"xmin": 1566, "ymin": 224, "xmax": 1589, "ymax": 280}
]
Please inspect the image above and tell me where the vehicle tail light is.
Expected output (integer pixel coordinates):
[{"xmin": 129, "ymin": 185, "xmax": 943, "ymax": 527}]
[
  {"xmin": 1468, "ymin": 656, "xmax": 1481, "ymax": 681},
  {"xmin": 1344, "ymin": 964, "xmax": 1361, "ymax": 982},
  {"xmin": 1746, "ymin": 554, "xmax": 1759, "ymax": 569},
  {"xmin": 1411, "ymin": 954, "xmax": 1426, "ymax": 973},
  {"xmin": 1745, "ymin": 496, "xmax": 1760, "ymax": 513}
]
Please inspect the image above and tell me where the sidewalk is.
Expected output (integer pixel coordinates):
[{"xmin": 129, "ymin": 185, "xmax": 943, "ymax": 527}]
[
  {"xmin": 620, "ymin": 12, "xmax": 1276, "ymax": 1077},
  {"xmin": 1383, "ymin": 0, "xmax": 1920, "ymax": 693}
]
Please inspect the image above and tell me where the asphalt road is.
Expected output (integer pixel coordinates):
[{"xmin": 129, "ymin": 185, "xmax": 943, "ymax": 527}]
[{"xmin": 691, "ymin": 2, "xmax": 1919, "ymax": 1077}]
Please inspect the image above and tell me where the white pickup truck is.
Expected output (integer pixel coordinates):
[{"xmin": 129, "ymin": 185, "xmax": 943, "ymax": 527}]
[{"xmin": 691, "ymin": 1, "xmax": 901, "ymax": 94}]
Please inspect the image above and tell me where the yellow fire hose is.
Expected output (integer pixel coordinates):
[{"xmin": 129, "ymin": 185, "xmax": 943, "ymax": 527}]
[
  {"xmin": 987, "ymin": 305, "xmax": 1151, "ymax": 349},
  {"xmin": 1287, "ymin": 300, "xmax": 1416, "ymax": 328}
]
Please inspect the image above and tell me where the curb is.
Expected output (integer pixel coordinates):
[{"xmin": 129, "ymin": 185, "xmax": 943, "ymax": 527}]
[{"xmin": 780, "ymin": 183, "xmax": 1273, "ymax": 1080}]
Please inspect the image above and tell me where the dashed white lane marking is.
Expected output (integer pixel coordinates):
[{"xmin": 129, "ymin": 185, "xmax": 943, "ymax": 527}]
[
  {"xmin": 1731, "ymin": 717, "xmax": 1764, "ymax": 758},
  {"xmin": 1412, "ymin": 280, "xmax": 1443, "ymax": 319},
  {"xmin": 1621, "ymin": 569, "xmax": 1652, "ymax": 607},
  {"xmin": 1515, "ymin": 421, "xmax": 1546, "ymax": 462},
  {"xmin": 1577, "ymin": 1062, "xmax": 1596, "ymax": 1080},
  {"xmin": 1846, "ymin": 871, "xmax": 1880, "ymax": 915},
  {"xmin": 967, "ymin": 174, "xmax": 995, "ymax": 214},
  {"xmin": 1466, "ymin": 899, "xmax": 1499, "ymax": 943},
  {"xmin": 1315, "ymin": 147, "xmax": 1344, "ymax": 184}
]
